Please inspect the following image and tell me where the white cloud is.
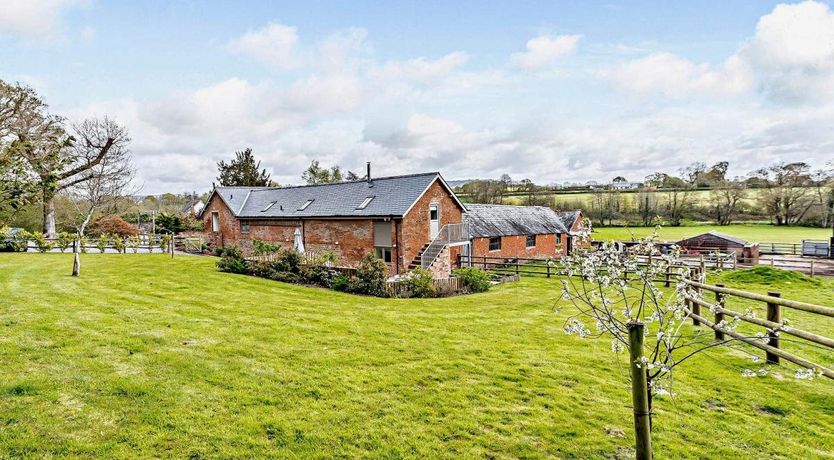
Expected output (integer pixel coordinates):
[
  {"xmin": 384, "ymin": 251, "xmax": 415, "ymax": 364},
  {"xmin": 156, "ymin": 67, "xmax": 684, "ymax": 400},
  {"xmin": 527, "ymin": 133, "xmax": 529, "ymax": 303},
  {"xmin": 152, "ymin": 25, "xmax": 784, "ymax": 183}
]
[
  {"xmin": 0, "ymin": 0, "xmax": 89, "ymax": 41},
  {"xmin": 511, "ymin": 34, "xmax": 581, "ymax": 70},
  {"xmin": 226, "ymin": 22, "xmax": 301, "ymax": 69},
  {"xmin": 602, "ymin": 52, "xmax": 752, "ymax": 98},
  {"xmin": 744, "ymin": 0, "xmax": 834, "ymax": 103}
]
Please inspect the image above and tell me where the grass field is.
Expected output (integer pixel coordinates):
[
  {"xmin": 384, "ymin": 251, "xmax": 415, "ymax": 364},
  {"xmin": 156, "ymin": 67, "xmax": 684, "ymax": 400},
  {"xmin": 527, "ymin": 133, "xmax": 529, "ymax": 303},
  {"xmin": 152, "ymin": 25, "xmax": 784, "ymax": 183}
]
[
  {"xmin": 593, "ymin": 224, "xmax": 833, "ymax": 244},
  {"xmin": 1, "ymin": 254, "xmax": 833, "ymax": 458}
]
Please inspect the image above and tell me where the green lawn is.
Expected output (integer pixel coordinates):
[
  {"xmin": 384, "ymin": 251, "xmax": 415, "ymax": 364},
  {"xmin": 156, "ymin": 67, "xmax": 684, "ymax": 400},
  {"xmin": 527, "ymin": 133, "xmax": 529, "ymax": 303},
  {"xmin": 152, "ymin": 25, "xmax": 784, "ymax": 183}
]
[
  {"xmin": 1, "ymin": 254, "xmax": 833, "ymax": 458},
  {"xmin": 593, "ymin": 224, "xmax": 833, "ymax": 244}
]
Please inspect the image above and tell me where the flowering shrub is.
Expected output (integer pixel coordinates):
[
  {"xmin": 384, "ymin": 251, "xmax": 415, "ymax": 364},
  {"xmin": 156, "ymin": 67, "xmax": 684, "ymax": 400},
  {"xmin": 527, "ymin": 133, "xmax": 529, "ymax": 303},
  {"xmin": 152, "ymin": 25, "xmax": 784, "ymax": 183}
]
[{"xmin": 453, "ymin": 267, "xmax": 492, "ymax": 293}]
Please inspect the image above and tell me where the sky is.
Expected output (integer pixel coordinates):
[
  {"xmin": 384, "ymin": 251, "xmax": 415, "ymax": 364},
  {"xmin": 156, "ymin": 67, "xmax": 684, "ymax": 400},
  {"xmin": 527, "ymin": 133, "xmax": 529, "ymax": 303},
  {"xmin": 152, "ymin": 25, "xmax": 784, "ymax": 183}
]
[{"xmin": 2, "ymin": 0, "xmax": 834, "ymax": 194}]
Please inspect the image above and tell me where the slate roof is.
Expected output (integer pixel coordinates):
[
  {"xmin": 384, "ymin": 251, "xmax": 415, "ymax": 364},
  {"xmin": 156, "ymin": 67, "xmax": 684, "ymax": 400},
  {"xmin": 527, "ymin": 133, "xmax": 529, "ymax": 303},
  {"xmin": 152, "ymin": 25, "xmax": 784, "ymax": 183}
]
[
  {"xmin": 207, "ymin": 172, "xmax": 462, "ymax": 219},
  {"xmin": 555, "ymin": 210, "xmax": 582, "ymax": 232},
  {"xmin": 464, "ymin": 204, "xmax": 568, "ymax": 238},
  {"xmin": 679, "ymin": 231, "xmax": 748, "ymax": 246}
]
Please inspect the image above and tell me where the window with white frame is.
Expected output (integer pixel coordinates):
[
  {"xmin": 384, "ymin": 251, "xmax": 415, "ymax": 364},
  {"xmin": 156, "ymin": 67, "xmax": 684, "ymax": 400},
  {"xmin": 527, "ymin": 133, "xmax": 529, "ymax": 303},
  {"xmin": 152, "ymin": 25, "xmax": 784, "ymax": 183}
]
[
  {"xmin": 211, "ymin": 212, "xmax": 220, "ymax": 232},
  {"xmin": 240, "ymin": 221, "xmax": 250, "ymax": 233}
]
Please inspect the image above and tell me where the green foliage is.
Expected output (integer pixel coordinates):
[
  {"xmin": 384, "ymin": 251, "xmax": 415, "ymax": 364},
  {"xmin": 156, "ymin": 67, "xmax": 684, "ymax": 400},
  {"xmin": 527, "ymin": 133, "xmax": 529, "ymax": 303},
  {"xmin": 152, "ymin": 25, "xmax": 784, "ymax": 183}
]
[
  {"xmin": 79, "ymin": 235, "xmax": 89, "ymax": 253},
  {"xmin": 0, "ymin": 227, "xmax": 29, "ymax": 252},
  {"xmin": 299, "ymin": 265, "xmax": 340, "ymax": 288},
  {"xmin": 96, "ymin": 234, "xmax": 109, "ymax": 253},
  {"xmin": 301, "ymin": 160, "xmax": 362, "ymax": 185},
  {"xmin": 56, "ymin": 232, "xmax": 74, "ymax": 253},
  {"xmin": 112, "ymin": 236, "xmax": 126, "ymax": 253},
  {"xmin": 216, "ymin": 245, "xmax": 248, "ymax": 274},
  {"xmin": 400, "ymin": 268, "xmax": 436, "ymax": 298},
  {"xmin": 453, "ymin": 267, "xmax": 493, "ymax": 293},
  {"xmin": 156, "ymin": 213, "xmax": 185, "ymax": 234},
  {"xmin": 252, "ymin": 239, "xmax": 280, "ymax": 256},
  {"xmin": 331, "ymin": 274, "xmax": 350, "ymax": 292},
  {"xmin": 723, "ymin": 266, "xmax": 821, "ymax": 286},
  {"xmin": 159, "ymin": 234, "xmax": 171, "ymax": 252},
  {"xmin": 351, "ymin": 253, "xmax": 388, "ymax": 297},
  {"xmin": 216, "ymin": 148, "xmax": 275, "ymax": 186},
  {"xmin": 31, "ymin": 233, "xmax": 53, "ymax": 253},
  {"xmin": 127, "ymin": 235, "xmax": 141, "ymax": 253},
  {"xmin": 309, "ymin": 250, "xmax": 339, "ymax": 266}
]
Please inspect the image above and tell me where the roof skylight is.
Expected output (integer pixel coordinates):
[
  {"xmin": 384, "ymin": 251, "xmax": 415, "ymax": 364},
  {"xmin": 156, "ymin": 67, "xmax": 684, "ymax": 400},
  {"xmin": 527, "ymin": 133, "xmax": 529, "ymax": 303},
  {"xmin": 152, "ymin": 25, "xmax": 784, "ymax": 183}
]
[
  {"xmin": 357, "ymin": 196, "xmax": 374, "ymax": 209},
  {"xmin": 261, "ymin": 201, "xmax": 277, "ymax": 212},
  {"xmin": 298, "ymin": 199, "xmax": 314, "ymax": 211}
]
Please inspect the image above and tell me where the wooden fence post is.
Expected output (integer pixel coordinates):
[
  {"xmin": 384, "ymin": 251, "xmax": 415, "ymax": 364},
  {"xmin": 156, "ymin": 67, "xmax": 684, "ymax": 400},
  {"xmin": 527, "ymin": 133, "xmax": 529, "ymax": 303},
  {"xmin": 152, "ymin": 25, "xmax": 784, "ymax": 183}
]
[
  {"xmin": 628, "ymin": 322, "xmax": 652, "ymax": 460},
  {"xmin": 692, "ymin": 268, "xmax": 701, "ymax": 326},
  {"xmin": 810, "ymin": 260, "xmax": 815, "ymax": 277},
  {"xmin": 546, "ymin": 261, "xmax": 551, "ymax": 278},
  {"xmin": 714, "ymin": 284, "xmax": 725, "ymax": 340},
  {"xmin": 664, "ymin": 265, "xmax": 670, "ymax": 287},
  {"xmin": 515, "ymin": 259, "xmax": 519, "ymax": 275},
  {"xmin": 766, "ymin": 292, "xmax": 782, "ymax": 365}
]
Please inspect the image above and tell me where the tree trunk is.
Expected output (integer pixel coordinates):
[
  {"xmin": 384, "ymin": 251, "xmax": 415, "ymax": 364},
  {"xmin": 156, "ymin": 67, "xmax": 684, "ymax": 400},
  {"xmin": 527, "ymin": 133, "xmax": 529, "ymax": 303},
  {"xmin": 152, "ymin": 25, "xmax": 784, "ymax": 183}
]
[
  {"xmin": 43, "ymin": 187, "xmax": 57, "ymax": 238},
  {"xmin": 72, "ymin": 239, "xmax": 80, "ymax": 276},
  {"xmin": 628, "ymin": 322, "xmax": 653, "ymax": 460}
]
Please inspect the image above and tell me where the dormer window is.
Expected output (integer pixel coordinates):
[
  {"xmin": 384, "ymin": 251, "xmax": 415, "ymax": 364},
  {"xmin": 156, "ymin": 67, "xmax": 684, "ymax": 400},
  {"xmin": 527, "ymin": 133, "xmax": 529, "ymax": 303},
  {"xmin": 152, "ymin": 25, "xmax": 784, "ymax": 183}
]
[
  {"xmin": 357, "ymin": 196, "xmax": 374, "ymax": 209},
  {"xmin": 261, "ymin": 201, "xmax": 277, "ymax": 212},
  {"xmin": 298, "ymin": 199, "xmax": 314, "ymax": 211}
]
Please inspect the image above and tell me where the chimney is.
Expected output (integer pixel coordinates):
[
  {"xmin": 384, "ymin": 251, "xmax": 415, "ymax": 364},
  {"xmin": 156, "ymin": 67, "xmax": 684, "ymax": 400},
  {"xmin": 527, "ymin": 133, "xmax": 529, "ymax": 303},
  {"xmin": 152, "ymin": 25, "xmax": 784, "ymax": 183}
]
[{"xmin": 366, "ymin": 162, "xmax": 372, "ymax": 184}]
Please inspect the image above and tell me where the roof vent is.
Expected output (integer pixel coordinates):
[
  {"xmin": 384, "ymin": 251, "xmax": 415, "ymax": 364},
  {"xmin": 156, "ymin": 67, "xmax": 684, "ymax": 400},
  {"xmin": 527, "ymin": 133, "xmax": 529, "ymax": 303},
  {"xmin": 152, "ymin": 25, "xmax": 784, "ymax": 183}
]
[{"xmin": 366, "ymin": 162, "xmax": 373, "ymax": 187}]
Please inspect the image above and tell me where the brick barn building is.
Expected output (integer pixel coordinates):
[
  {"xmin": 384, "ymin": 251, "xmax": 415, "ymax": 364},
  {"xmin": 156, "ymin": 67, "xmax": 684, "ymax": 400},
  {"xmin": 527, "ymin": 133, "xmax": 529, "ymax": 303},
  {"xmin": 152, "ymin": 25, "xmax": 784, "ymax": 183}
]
[
  {"xmin": 201, "ymin": 168, "xmax": 584, "ymax": 277},
  {"xmin": 463, "ymin": 204, "xmax": 570, "ymax": 260},
  {"xmin": 201, "ymin": 171, "xmax": 468, "ymax": 276}
]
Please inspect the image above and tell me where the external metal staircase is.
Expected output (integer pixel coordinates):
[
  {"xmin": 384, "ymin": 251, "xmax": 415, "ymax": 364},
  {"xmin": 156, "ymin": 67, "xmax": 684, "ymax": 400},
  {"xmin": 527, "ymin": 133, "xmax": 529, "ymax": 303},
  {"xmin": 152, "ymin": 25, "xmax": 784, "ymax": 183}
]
[{"xmin": 419, "ymin": 223, "xmax": 470, "ymax": 270}]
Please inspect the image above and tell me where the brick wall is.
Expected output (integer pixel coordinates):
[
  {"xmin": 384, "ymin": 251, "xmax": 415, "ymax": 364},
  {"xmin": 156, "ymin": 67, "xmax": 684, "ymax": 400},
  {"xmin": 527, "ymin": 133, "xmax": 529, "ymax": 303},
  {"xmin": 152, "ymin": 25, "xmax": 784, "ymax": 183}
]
[
  {"xmin": 400, "ymin": 178, "xmax": 464, "ymax": 269},
  {"xmin": 471, "ymin": 233, "xmax": 566, "ymax": 259}
]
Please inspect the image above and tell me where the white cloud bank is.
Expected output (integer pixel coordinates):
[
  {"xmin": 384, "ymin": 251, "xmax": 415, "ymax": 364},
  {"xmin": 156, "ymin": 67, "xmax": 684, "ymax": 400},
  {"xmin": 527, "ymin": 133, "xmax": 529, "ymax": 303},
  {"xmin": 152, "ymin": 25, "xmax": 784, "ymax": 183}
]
[{"xmin": 65, "ymin": 2, "xmax": 834, "ymax": 193}]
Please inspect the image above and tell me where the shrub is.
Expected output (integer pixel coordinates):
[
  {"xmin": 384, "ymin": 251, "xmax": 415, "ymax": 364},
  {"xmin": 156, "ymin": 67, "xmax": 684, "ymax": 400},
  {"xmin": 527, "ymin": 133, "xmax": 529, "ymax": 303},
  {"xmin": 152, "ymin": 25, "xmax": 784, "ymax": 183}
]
[
  {"xmin": 0, "ymin": 227, "xmax": 29, "ymax": 252},
  {"xmin": 271, "ymin": 248, "xmax": 302, "ymax": 274},
  {"xmin": 56, "ymin": 232, "xmax": 74, "ymax": 252},
  {"xmin": 331, "ymin": 274, "xmax": 351, "ymax": 292},
  {"xmin": 253, "ymin": 239, "xmax": 280, "ymax": 256},
  {"xmin": 127, "ymin": 235, "xmax": 141, "ymax": 253},
  {"xmin": 32, "ymin": 233, "xmax": 53, "ymax": 253},
  {"xmin": 160, "ymin": 234, "xmax": 171, "ymax": 252},
  {"xmin": 453, "ymin": 267, "xmax": 492, "ymax": 293},
  {"xmin": 96, "ymin": 234, "xmax": 109, "ymax": 253},
  {"xmin": 401, "ymin": 268, "xmax": 436, "ymax": 298},
  {"xmin": 353, "ymin": 253, "xmax": 388, "ymax": 297},
  {"xmin": 88, "ymin": 215, "xmax": 139, "ymax": 238},
  {"xmin": 216, "ymin": 245, "xmax": 248, "ymax": 274},
  {"xmin": 112, "ymin": 236, "xmax": 126, "ymax": 253},
  {"xmin": 300, "ymin": 265, "xmax": 340, "ymax": 287},
  {"xmin": 79, "ymin": 235, "xmax": 89, "ymax": 253},
  {"xmin": 269, "ymin": 271, "xmax": 301, "ymax": 284}
]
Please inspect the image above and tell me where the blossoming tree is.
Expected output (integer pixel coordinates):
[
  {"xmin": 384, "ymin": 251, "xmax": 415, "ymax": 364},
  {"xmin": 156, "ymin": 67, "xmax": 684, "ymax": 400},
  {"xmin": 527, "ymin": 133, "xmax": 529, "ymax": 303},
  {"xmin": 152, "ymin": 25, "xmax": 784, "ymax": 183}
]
[{"xmin": 558, "ymin": 229, "xmax": 819, "ymax": 459}]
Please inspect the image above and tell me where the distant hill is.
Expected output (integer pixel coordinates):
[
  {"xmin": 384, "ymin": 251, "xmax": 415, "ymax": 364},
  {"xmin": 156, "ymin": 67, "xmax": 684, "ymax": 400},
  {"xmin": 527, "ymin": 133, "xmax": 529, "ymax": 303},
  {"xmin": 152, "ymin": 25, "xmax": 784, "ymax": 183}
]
[{"xmin": 446, "ymin": 179, "xmax": 478, "ymax": 189}]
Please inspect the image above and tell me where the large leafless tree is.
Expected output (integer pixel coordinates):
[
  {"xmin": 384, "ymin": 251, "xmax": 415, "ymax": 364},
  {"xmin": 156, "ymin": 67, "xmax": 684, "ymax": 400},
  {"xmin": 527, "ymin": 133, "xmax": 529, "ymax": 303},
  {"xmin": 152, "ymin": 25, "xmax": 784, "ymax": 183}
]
[
  {"xmin": 2, "ymin": 79, "xmax": 131, "ymax": 237},
  {"xmin": 67, "ymin": 119, "xmax": 134, "ymax": 275}
]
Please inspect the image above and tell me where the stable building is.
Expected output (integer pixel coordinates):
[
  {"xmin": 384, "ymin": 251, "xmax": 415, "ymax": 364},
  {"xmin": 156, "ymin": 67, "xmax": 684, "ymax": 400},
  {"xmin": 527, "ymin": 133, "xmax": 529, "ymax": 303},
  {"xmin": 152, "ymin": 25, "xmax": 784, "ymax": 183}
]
[{"xmin": 464, "ymin": 204, "xmax": 570, "ymax": 260}]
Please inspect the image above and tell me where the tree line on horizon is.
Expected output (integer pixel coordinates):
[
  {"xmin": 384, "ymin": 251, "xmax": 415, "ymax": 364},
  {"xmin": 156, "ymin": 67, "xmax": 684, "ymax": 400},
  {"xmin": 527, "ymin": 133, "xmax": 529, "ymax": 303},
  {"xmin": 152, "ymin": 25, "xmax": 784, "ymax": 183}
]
[{"xmin": 459, "ymin": 161, "xmax": 834, "ymax": 228}]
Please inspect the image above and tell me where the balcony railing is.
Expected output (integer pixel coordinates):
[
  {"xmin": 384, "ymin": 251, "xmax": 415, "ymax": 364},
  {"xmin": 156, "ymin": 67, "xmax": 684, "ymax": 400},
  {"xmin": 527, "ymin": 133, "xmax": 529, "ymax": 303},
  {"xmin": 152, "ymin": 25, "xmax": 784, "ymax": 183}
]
[{"xmin": 421, "ymin": 222, "xmax": 470, "ymax": 269}]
